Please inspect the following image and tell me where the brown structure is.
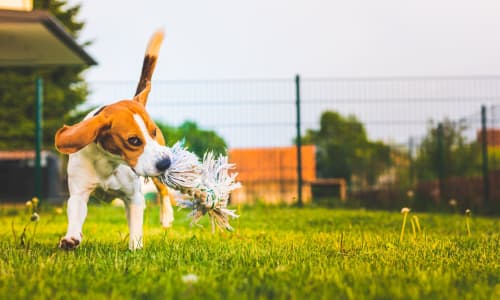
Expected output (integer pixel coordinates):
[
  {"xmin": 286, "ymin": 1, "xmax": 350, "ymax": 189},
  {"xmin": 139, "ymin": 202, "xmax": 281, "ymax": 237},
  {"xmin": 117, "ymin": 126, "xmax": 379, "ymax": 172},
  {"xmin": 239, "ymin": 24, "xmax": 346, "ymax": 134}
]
[
  {"xmin": 0, "ymin": 5, "xmax": 96, "ymax": 203},
  {"xmin": 477, "ymin": 129, "xmax": 500, "ymax": 147},
  {"xmin": 0, "ymin": 150, "xmax": 62, "ymax": 203},
  {"xmin": 310, "ymin": 178, "xmax": 347, "ymax": 202},
  {"xmin": 0, "ymin": 8, "xmax": 97, "ymax": 66},
  {"xmin": 228, "ymin": 145, "xmax": 316, "ymax": 204}
]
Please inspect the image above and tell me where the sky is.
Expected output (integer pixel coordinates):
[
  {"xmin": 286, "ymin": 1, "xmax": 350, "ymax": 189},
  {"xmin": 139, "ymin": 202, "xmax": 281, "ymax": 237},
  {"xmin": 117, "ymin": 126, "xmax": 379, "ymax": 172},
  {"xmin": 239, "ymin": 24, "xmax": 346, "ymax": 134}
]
[
  {"xmin": 70, "ymin": 0, "xmax": 500, "ymax": 80},
  {"xmin": 66, "ymin": 0, "xmax": 500, "ymax": 147}
]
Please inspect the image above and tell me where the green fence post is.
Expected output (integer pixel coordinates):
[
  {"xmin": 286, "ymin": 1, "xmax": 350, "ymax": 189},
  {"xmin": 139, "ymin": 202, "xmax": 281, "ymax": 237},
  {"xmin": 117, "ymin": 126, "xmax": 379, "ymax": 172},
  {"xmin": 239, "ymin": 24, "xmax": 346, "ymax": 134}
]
[
  {"xmin": 481, "ymin": 105, "xmax": 490, "ymax": 213},
  {"xmin": 35, "ymin": 77, "xmax": 43, "ymax": 202},
  {"xmin": 437, "ymin": 123, "xmax": 445, "ymax": 209},
  {"xmin": 295, "ymin": 74, "xmax": 303, "ymax": 207},
  {"xmin": 408, "ymin": 137, "xmax": 414, "ymax": 186}
]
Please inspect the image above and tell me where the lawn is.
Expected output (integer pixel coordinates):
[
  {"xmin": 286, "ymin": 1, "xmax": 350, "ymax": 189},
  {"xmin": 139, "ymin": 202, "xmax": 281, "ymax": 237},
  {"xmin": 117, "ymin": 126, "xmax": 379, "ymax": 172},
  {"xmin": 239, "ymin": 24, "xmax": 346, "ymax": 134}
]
[{"xmin": 0, "ymin": 204, "xmax": 498, "ymax": 300}]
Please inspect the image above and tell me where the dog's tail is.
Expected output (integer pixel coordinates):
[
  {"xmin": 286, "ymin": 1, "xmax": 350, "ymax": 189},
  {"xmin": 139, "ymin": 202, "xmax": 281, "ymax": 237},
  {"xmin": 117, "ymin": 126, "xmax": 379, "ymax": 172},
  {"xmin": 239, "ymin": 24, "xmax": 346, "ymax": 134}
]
[{"xmin": 135, "ymin": 29, "xmax": 164, "ymax": 97}]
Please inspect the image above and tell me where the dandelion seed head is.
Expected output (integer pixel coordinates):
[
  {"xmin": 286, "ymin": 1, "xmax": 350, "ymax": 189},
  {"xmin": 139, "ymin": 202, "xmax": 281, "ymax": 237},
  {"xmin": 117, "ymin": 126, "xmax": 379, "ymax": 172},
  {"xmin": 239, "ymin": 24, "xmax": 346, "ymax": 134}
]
[
  {"xmin": 25, "ymin": 200, "xmax": 32, "ymax": 207},
  {"xmin": 111, "ymin": 198, "xmax": 125, "ymax": 208},
  {"xmin": 401, "ymin": 207, "xmax": 411, "ymax": 214},
  {"xmin": 182, "ymin": 273, "xmax": 198, "ymax": 284},
  {"xmin": 30, "ymin": 212, "xmax": 40, "ymax": 222},
  {"xmin": 449, "ymin": 199, "xmax": 457, "ymax": 207},
  {"xmin": 406, "ymin": 190, "xmax": 414, "ymax": 198},
  {"xmin": 465, "ymin": 209, "xmax": 471, "ymax": 216}
]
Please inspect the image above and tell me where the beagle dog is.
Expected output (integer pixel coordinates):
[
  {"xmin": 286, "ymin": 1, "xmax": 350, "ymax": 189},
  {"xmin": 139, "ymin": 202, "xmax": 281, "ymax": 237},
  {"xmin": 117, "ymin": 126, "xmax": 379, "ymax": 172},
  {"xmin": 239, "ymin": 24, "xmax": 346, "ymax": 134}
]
[{"xmin": 54, "ymin": 30, "xmax": 174, "ymax": 250}]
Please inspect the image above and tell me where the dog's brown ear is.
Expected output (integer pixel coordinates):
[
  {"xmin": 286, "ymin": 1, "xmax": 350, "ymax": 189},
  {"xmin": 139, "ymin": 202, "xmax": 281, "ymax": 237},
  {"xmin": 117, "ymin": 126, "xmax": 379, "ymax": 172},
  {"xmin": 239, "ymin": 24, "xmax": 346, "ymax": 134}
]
[
  {"xmin": 54, "ymin": 115, "xmax": 109, "ymax": 154},
  {"xmin": 134, "ymin": 29, "xmax": 164, "ymax": 106}
]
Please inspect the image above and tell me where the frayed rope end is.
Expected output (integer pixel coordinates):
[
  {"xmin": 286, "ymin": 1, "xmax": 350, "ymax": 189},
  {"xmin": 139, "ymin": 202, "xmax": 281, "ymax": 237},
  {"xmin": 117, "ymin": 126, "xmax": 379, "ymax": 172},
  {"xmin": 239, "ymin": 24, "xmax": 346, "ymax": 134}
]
[{"xmin": 160, "ymin": 142, "xmax": 241, "ymax": 231}]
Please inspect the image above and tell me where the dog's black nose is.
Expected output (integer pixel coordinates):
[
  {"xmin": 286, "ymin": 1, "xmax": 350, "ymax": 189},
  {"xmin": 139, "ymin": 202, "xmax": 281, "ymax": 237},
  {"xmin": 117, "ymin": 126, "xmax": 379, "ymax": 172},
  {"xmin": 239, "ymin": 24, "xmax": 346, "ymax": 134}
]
[{"xmin": 156, "ymin": 157, "xmax": 171, "ymax": 172}]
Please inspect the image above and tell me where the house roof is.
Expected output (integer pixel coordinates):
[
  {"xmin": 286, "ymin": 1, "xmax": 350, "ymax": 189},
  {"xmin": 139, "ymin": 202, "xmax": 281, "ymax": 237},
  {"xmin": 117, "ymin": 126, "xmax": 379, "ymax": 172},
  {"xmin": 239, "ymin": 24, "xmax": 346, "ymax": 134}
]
[
  {"xmin": 0, "ymin": 150, "xmax": 53, "ymax": 160},
  {"xmin": 0, "ymin": 9, "xmax": 96, "ymax": 66}
]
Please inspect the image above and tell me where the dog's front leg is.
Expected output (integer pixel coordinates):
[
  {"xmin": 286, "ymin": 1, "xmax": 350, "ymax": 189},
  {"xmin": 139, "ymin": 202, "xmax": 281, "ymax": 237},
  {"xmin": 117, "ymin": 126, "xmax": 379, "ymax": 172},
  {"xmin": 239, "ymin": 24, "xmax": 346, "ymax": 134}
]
[
  {"xmin": 160, "ymin": 192, "xmax": 174, "ymax": 228},
  {"xmin": 152, "ymin": 177, "xmax": 174, "ymax": 228},
  {"xmin": 126, "ymin": 193, "xmax": 145, "ymax": 250},
  {"xmin": 60, "ymin": 193, "xmax": 89, "ymax": 250}
]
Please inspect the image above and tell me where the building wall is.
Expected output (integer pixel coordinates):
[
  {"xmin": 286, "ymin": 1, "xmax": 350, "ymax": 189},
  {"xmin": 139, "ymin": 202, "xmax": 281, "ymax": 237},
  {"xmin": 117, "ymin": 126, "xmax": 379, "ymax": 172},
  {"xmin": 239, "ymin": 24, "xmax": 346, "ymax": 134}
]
[
  {"xmin": 229, "ymin": 145, "xmax": 316, "ymax": 204},
  {"xmin": 0, "ymin": 151, "xmax": 62, "ymax": 203},
  {"xmin": 477, "ymin": 129, "xmax": 500, "ymax": 147}
]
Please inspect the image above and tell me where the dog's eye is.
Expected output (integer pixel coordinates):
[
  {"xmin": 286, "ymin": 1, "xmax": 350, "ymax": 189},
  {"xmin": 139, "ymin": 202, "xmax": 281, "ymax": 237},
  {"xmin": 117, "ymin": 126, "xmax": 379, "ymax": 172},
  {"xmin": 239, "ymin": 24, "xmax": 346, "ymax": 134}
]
[
  {"xmin": 128, "ymin": 137, "xmax": 142, "ymax": 146},
  {"xmin": 152, "ymin": 128, "xmax": 157, "ymax": 137}
]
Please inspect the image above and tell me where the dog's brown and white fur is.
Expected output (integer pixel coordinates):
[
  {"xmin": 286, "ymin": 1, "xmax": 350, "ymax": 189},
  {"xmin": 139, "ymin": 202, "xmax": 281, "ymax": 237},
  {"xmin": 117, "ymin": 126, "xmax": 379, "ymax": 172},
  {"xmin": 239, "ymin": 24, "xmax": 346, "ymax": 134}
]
[{"xmin": 55, "ymin": 30, "xmax": 174, "ymax": 250}]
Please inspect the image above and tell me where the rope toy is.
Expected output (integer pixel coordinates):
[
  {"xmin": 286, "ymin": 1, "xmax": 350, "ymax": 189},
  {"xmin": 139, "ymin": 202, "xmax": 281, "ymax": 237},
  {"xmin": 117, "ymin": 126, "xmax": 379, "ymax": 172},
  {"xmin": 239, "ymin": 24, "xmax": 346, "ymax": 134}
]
[{"xmin": 158, "ymin": 141, "xmax": 241, "ymax": 231}]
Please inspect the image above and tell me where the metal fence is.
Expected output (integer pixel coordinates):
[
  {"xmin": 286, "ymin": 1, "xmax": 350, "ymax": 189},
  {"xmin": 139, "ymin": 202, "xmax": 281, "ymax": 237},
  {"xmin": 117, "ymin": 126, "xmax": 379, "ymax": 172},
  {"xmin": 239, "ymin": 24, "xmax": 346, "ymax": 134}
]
[
  {"xmin": 85, "ymin": 76, "xmax": 500, "ymax": 213},
  {"xmin": 1, "ymin": 76, "xmax": 499, "ymax": 212}
]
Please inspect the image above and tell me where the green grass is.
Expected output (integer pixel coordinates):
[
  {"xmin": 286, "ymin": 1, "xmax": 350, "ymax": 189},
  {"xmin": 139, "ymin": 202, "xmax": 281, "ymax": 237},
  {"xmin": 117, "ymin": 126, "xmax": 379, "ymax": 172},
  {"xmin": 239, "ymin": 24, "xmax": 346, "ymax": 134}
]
[{"xmin": 0, "ymin": 204, "xmax": 499, "ymax": 300}]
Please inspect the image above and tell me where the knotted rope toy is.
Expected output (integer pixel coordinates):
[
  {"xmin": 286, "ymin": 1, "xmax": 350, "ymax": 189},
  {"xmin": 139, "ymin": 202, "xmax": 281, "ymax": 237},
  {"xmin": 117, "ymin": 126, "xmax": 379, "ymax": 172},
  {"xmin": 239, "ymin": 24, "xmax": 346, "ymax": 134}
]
[{"xmin": 158, "ymin": 141, "xmax": 241, "ymax": 231}]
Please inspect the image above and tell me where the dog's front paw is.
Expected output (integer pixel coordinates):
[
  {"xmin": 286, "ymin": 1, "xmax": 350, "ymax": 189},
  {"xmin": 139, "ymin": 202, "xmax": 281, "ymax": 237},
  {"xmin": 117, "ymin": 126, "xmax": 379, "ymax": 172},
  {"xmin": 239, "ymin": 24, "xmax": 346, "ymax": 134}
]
[
  {"xmin": 59, "ymin": 236, "xmax": 81, "ymax": 250},
  {"xmin": 129, "ymin": 239, "xmax": 143, "ymax": 251}
]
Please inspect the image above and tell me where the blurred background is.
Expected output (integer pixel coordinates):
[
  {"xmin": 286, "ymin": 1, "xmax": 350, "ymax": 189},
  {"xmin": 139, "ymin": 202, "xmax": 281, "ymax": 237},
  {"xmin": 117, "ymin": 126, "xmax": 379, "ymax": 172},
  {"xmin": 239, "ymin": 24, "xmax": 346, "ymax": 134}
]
[{"xmin": 1, "ymin": 0, "xmax": 500, "ymax": 214}]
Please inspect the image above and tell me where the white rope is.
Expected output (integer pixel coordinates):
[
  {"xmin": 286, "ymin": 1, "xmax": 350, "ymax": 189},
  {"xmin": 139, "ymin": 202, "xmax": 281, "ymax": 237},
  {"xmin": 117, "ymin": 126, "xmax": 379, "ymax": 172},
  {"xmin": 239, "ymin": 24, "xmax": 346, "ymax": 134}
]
[
  {"xmin": 159, "ymin": 141, "xmax": 241, "ymax": 230},
  {"xmin": 159, "ymin": 141, "xmax": 202, "ymax": 190}
]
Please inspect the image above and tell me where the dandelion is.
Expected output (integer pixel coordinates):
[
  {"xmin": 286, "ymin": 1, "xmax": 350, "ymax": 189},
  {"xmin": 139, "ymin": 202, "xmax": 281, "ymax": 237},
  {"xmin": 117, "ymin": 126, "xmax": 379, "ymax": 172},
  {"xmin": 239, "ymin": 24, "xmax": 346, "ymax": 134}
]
[
  {"xmin": 449, "ymin": 198, "xmax": 459, "ymax": 214},
  {"xmin": 25, "ymin": 200, "xmax": 33, "ymax": 208},
  {"xmin": 400, "ymin": 207, "xmax": 410, "ymax": 243},
  {"xmin": 275, "ymin": 265, "xmax": 288, "ymax": 273},
  {"xmin": 111, "ymin": 198, "xmax": 125, "ymax": 208},
  {"xmin": 55, "ymin": 207, "xmax": 64, "ymax": 215},
  {"xmin": 30, "ymin": 212, "xmax": 40, "ymax": 222},
  {"xmin": 465, "ymin": 209, "xmax": 471, "ymax": 237},
  {"xmin": 31, "ymin": 197, "xmax": 39, "ymax": 211},
  {"xmin": 182, "ymin": 273, "xmax": 198, "ymax": 284}
]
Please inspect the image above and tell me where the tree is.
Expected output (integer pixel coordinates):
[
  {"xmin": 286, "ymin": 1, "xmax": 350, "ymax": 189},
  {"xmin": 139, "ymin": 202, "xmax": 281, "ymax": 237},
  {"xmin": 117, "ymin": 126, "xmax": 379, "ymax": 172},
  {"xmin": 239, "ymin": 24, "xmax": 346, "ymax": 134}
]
[
  {"xmin": 414, "ymin": 119, "xmax": 481, "ymax": 181},
  {"xmin": 156, "ymin": 120, "xmax": 227, "ymax": 158},
  {"xmin": 0, "ymin": 0, "xmax": 90, "ymax": 150},
  {"xmin": 302, "ymin": 111, "xmax": 391, "ymax": 188}
]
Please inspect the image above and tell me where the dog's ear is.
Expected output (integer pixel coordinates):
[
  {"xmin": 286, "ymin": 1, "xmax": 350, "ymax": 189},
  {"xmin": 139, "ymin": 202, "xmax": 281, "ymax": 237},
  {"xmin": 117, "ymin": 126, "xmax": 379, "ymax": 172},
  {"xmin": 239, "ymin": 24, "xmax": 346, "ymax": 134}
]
[
  {"xmin": 133, "ymin": 80, "xmax": 151, "ymax": 106},
  {"xmin": 54, "ymin": 115, "xmax": 109, "ymax": 154}
]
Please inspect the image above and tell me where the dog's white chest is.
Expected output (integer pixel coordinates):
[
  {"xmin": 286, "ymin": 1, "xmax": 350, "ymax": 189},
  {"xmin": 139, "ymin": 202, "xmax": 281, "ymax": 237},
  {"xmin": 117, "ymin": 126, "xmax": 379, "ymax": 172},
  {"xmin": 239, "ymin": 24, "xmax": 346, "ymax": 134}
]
[
  {"xmin": 100, "ymin": 165, "xmax": 137, "ymax": 193},
  {"xmin": 70, "ymin": 143, "xmax": 139, "ymax": 196}
]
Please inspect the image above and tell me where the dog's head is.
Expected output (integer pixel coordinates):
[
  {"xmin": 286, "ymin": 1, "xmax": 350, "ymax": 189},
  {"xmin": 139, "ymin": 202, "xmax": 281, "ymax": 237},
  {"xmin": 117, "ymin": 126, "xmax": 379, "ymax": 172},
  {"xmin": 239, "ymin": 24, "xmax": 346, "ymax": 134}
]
[
  {"xmin": 54, "ymin": 30, "xmax": 171, "ymax": 177},
  {"xmin": 55, "ymin": 83, "xmax": 171, "ymax": 176}
]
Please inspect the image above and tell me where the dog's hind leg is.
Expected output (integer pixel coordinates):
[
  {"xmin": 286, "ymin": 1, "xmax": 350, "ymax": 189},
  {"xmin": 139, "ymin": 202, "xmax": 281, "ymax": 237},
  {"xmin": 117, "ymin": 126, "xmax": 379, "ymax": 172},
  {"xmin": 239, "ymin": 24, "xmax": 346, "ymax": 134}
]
[{"xmin": 152, "ymin": 177, "xmax": 175, "ymax": 228}]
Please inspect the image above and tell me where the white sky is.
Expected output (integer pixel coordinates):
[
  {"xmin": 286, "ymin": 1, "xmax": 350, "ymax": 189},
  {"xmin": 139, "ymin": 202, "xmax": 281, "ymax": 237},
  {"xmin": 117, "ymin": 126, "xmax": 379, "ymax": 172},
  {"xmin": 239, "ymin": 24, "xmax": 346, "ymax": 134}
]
[
  {"xmin": 66, "ymin": 0, "xmax": 500, "ymax": 147},
  {"xmin": 71, "ymin": 0, "xmax": 500, "ymax": 80}
]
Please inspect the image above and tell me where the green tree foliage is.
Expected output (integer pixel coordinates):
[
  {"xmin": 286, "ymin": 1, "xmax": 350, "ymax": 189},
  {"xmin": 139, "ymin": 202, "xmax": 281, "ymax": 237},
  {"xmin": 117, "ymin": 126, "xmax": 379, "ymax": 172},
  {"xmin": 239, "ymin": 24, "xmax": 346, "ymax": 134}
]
[
  {"xmin": 414, "ymin": 119, "xmax": 481, "ymax": 180},
  {"xmin": 156, "ymin": 120, "xmax": 227, "ymax": 158},
  {"xmin": 302, "ymin": 111, "xmax": 391, "ymax": 187},
  {"xmin": 0, "ymin": 0, "xmax": 90, "ymax": 150}
]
